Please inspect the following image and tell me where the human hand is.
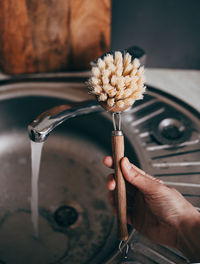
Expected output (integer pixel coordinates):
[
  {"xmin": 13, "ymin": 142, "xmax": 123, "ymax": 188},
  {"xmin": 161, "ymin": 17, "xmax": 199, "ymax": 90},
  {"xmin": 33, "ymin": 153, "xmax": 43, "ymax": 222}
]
[{"xmin": 104, "ymin": 156, "xmax": 200, "ymax": 261}]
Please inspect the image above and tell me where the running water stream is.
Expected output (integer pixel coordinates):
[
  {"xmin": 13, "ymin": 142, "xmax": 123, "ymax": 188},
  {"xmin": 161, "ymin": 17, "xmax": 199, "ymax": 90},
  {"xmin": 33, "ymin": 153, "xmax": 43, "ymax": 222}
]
[{"xmin": 30, "ymin": 140, "xmax": 44, "ymax": 237}]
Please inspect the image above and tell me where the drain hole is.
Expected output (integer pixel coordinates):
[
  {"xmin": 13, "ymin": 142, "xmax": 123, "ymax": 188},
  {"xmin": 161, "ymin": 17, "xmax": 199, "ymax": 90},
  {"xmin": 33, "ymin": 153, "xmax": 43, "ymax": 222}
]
[
  {"xmin": 54, "ymin": 206, "xmax": 78, "ymax": 227},
  {"xmin": 151, "ymin": 116, "xmax": 191, "ymax": 145},
  {"xmin": 159, "ymin": 118, "xmax": 185, "ymax": 140}
]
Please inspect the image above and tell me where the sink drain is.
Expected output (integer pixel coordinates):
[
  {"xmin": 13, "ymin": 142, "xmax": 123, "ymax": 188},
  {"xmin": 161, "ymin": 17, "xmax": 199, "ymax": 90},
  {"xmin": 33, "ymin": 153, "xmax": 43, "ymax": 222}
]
[
  {"xmin": 159, "ymin": 118, "xmax": 185, "ymax": 140},
  {"xmin": 151, "ymin": 115, "xmax": 191, "ymax": 145},
  {"xmin": 54, "ymin": 205, "xmax": 79, "ymax": 228}
]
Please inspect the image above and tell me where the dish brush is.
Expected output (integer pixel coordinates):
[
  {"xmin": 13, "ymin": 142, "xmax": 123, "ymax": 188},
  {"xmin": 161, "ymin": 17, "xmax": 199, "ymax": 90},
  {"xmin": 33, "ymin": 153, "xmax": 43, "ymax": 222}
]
[{"xmin": 88, "ymin": 51, "xmax": 146, "ymax": 242}]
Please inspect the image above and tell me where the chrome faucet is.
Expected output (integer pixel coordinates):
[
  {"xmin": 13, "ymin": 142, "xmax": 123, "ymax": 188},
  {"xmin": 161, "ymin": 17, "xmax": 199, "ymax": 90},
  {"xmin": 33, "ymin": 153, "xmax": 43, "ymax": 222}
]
[{"xmin": 28, "ymin": 100, "xmax": 102, "ymax": 142}]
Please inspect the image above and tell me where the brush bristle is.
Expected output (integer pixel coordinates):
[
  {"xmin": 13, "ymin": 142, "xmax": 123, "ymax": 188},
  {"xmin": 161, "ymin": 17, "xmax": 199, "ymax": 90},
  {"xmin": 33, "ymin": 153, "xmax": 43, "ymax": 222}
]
[{"xmin": 88, "ymin": 51, "xmax": 146, "ymax": 111}]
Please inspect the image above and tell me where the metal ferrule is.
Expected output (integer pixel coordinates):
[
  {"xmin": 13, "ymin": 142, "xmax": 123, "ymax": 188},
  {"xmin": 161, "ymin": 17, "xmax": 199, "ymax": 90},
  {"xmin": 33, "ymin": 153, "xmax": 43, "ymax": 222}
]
[
  {"xmin": 112, "ymin": 130, "xmax": 123, "ymax": 136},
  {"xmin": 112, "ymin": 112, "xmax": 123, "ymax": 136}
]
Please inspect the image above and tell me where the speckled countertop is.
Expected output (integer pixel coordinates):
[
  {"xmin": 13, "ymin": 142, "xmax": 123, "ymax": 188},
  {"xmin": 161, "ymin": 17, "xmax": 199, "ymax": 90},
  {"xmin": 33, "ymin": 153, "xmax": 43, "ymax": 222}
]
[{"xmin": 146, "ymin": 69, "xmax": 200, "ymax": 112}]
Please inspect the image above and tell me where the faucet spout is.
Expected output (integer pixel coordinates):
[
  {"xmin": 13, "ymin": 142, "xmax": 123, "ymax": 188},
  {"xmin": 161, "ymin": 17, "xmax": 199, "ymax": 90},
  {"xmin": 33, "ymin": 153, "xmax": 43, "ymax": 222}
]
[{"xmin": 28, "ymin": 100, "xmax": 102, "ymax": 142}]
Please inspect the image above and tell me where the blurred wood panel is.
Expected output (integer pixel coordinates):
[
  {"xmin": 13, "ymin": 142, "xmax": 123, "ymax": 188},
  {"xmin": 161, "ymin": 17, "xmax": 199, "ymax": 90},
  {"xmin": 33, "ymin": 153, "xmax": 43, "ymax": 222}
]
[{"xmin": 0, "ymin": 0, "xmax": 111, "ymax": 74}]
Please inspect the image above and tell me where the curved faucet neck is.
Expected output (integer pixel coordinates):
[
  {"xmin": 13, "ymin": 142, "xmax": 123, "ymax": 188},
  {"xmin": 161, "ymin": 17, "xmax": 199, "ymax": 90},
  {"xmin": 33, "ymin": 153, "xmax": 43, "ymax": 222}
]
[{"xmin": 28, "ymin": 100, "xmax": 102, "ymax": 142}]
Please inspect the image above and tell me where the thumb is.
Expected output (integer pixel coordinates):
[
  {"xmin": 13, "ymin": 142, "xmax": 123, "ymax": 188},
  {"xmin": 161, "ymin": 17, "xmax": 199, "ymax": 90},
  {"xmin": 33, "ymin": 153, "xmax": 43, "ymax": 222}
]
[{"xmin": 121, "ymin": 157, "xmax": 163, "ymax": 194}]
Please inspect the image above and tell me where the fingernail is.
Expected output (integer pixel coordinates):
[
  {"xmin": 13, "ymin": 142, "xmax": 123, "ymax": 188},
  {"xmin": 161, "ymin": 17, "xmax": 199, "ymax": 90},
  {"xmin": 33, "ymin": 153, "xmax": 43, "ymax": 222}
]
[{"xmin": 124, "ymin": 158, "xmax": 132, "ymax": 171}]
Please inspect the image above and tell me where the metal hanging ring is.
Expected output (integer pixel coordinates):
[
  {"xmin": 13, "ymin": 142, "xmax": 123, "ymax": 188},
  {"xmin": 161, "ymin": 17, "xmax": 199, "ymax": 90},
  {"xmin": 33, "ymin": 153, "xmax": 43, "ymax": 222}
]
[
  {"xmin": 112, "ymin": 112, "xmax": 121, "ymax": 131},
  {"xmin": 119, "ymin": 240, "xmax": 129, "ymax": 258}
]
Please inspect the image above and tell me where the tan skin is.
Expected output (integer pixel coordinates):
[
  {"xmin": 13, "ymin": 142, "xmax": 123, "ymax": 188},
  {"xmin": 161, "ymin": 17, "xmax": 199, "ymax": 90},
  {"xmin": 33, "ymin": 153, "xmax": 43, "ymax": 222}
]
[{"xmin": 104, "ymin": 156, "xmax": 200, "ymax": 262}]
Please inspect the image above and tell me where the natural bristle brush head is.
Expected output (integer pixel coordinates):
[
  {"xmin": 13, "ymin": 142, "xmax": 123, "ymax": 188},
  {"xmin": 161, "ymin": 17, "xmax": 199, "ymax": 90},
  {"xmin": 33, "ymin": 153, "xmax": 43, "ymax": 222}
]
[{"xmin": 88, "ymin": 51, "xmax": 146, "ymax": 113}]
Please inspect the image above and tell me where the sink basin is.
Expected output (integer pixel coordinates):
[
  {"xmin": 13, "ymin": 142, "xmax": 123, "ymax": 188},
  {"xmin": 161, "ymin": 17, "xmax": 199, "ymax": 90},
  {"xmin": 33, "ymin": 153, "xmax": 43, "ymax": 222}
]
[
  {"xmin": 0, "ymin": 73, "xmax": 199, "ymax": 264},
  {"xmin": 0, "ymin": 78, "xmax": 138, "ymax": 264}
]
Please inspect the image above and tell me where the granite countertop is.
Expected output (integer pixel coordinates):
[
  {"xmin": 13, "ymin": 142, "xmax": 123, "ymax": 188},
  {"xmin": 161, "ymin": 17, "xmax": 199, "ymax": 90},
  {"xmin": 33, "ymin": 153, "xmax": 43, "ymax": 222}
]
[
  {"xmin": 0, "ymin": 69, "xmax": 199, "ymax": 112},
  {"xmin": 146, "ymin": 69, "xmax": 200, "ymax": 112}
]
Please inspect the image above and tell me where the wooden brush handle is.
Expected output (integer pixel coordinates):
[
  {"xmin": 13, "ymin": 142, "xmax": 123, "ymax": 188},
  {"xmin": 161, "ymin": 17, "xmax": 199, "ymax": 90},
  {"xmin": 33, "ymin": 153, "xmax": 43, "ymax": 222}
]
[{"xmin": 112, "ymin": 132, "xmax": 128, "ymax": 241}]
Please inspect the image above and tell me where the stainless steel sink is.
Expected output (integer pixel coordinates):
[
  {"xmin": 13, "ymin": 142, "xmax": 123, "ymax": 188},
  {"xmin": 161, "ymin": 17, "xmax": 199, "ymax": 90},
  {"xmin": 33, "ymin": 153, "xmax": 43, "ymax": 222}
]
[{"xmin": 0, "ymin": 73, "xmax": 199, "ymax": 264}]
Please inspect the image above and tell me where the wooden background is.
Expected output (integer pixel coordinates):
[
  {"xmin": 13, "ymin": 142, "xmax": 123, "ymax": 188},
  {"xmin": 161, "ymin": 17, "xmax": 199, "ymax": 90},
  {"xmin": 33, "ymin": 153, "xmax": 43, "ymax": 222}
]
[{"xmin": 0, "ymin": 0, "xmax": 111, "ymax": 74}]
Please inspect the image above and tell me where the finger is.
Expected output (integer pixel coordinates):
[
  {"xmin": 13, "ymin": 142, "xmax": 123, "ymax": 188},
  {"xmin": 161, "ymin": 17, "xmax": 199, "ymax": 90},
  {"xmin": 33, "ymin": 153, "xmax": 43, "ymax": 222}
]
[
  {"xmin": 107, "ymin": 173, "xmax": 116, "ymax": 190},
  {"xmin": 121, "ymin": 157, "xmax": 163, "ymax": 194},
  {"xmin": 103, "ymin": 156, "xmax": 113, "ymax": 168}
]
